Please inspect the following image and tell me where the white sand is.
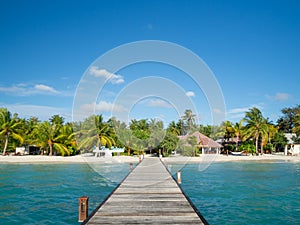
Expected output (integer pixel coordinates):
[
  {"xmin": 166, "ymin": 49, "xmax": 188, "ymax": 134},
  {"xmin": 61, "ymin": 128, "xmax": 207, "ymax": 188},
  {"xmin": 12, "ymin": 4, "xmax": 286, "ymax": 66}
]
[
  {"xmin": 0, "ymin": 155, "xmax": 140, "ymax": 164},
  {"xmin": 163, "ymin": 154, "xmax": 300, "ymax": 164},
  {"xmin": 0, "ymin": 154, "xmax": 299, "ymax": 164}
]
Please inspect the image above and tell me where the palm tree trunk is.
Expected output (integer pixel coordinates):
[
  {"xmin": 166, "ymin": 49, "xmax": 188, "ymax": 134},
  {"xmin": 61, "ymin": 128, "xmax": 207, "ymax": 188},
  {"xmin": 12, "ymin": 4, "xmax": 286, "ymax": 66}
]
[
  {"xmin": 2, "ymin": 134, "xmax": 9, "ymax": 156},
  {"xmin": 255, "ymin": 137, "xmax": 259, "ymax": 155},
  {"xmin": 236, "ymin": 135, "xmax": 239, "ymax": 151},
  {"xmin": 127, "ymin": 147, "xmax": 130, "ymax": 156},
  {"xmin": 49, "ymin": 144, "xmax": 53, "ymax": 156}
]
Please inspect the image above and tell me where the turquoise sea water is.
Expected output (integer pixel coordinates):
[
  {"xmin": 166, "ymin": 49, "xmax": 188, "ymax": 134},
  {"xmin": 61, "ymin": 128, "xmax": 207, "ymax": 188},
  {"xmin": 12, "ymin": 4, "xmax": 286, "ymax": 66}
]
[
  {"xmin": 0, "ymin": 161, "xmax": 299, "ymax": 225},
  {"xmin": 172, "ymin": 161, "xmax": 300, "ymax": 225},
  {"xmin": 0, "ymin": 163, "xmax": 130, "ymax": 225}
]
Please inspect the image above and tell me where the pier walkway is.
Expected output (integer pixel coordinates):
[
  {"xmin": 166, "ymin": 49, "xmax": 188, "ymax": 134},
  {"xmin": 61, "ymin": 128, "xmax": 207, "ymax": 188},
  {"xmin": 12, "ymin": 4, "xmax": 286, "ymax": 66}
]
[{"xmin": 83, "ymin": 157, "xmax": 207, "ymax": 224}]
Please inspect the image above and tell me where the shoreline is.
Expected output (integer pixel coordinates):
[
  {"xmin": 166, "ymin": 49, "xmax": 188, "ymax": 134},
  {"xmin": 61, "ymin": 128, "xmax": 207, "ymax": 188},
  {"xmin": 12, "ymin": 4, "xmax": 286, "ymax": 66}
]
[{"xmin": 0, "ymin": 154, "xmax": 299, "ymax": 164}]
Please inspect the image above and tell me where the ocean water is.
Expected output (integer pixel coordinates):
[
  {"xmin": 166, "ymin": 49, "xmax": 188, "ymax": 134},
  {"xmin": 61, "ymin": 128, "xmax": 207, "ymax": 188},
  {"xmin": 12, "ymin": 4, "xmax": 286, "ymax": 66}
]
[
  {"xmin": 173, "ymin": 161, "xmax": 300, "ymax": 225},
  {"xmin": 0, "ymin": 163, "xmax": 131, "ymax": 225},
  {"xmin": 0, "ymin": 161, "xmax": 299, "ymax": 225}
]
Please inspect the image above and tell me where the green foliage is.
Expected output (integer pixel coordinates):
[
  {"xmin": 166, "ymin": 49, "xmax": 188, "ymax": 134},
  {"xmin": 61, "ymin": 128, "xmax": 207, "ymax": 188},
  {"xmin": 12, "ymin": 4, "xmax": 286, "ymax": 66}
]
[
  {"xmin": 0, "ymin": 105, "xmax": 299, "ymax": 157},
  {"xmin": 161, "ymin": 131, "xmax": 179, "ymax": 156},
  {"xmin": 239, "ymin": 141, "xmax": 256, "ymax": 154},
  {"xmin": 277, "ymin": 105, "xmax": 300, "ymax": 133},
  {"xmin": 292, "ymin": 113, "xmax": 300, "ymax": 136},
  {"xmin": 179, "ymin": 146, "xmax": 195, "ymax": 156},
  {"xmin": 263, "ymin": 143, "xmax": 273, "ymax": 152},
  {"xmin": 243, "ymin": 107, "xmax": 270, "ymax": 154},
  {"xmin": 181, "ymin": 109, "xmax": 196, "ymax": 134},
  {"xmin": 0, "ymin": 108, "xmax": 24, "ymax": 155},
  {"xmin": 224, "ymin": 144, "xmax": 236, "ymax": 151},
  {"xmin": 271, "ymin": 132, "xmax": 288, "ymax": 152}
]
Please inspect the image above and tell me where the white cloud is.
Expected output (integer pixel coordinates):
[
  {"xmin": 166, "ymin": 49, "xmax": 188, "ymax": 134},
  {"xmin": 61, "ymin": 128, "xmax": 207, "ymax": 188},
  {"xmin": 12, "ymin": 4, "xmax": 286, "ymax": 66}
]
[
  {"xmin": 81, "ymin": 101, "xmax": 126, "ymax": 113},
  {"xmin": 34, "ymin": 84, "xmax": 59, "ymax": 94},
  {"xmin": 227, "ymin": 107, "xmax": 250, "ymax": 114},
  {"xmin": 274, "ymin": 93, "xmax": 291, "ymax": 101},
  {"xmin": 89, "ymin": 66, "xmax": 124, "ymax": 84},
  {"xmin": 266, "ymin": 92, "xmax": 291, "ymax": 102},
  {"xmin": 226, "ymin": 104, "xmax": 263, "ymax": 121},
  {"xmin": 3, "ymin": 103, "xmax": 71, "ymax": 121},
  {"xmin": 186, "ymin": 91, "xmax": 195, "ymax": 97},
  {"xmin": 0, "ymin": 83, "xmax": 60, "ymax": 96},
  {"xmin": 147, "ymin": 99, "xmax": 172, "ymax": 108}
]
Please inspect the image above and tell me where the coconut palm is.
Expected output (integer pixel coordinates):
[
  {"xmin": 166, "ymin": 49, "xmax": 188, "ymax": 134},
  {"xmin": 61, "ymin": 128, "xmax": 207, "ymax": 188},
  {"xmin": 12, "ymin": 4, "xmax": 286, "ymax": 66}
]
[
  {"xmin": 182, "ymin": 109, "xmax": 196, "ymax": 133},
  {"xmin": 78, "ymin": 115, "xmax": 115, "ymax": 150},
  {"xmin": 33, "ymin": 121, "xmax": 70, "ymax": 156},
  {"xmin": 220, "ymin": 121, "xmax": 234, "ymax": 142},
  {"xmin": 0, "ymin": 108, "xmax": 24, "ymax": 155},
  {"xmin": 243, "ymin": 107, "xmax": 269, "ymax": 154},
  {"xmin": 50, "ymin": 114, "xmax": 64, "ymax": 126},
  {"xmin": 292, "ymin": 113, "xmax": 300, "ymax": 136},
  {"xmin": 60, "ymin": 123, "xmax": 77, "ymax": 155},
  {"xmin": 167, "ymin": 121, "xmax": 180, "ymax": 135},
  {"xmin": 176, "ymin": 119, "xmax": 185, "ymax": 135},
  {"xmin": 232, "ymin": 120, "xmax": 244, "ymax": 151}
]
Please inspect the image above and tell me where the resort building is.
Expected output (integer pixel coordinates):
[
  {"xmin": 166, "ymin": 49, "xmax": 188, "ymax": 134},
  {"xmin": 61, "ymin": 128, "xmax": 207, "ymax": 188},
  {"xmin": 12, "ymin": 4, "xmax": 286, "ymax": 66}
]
[
  {"xmin": 178, "ymin": 131, "xmax": 222, "ymax": 154},
  {"xmin": 284, "ymin": 133, "xmax": 300, "ymax": 156}
]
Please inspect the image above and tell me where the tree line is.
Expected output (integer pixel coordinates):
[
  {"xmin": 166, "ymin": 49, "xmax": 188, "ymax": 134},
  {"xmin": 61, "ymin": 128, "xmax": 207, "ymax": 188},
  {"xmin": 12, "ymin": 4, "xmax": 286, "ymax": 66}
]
[{"xmin": 1, "ymin": 105, "xmax": 300, "ymax": 156}]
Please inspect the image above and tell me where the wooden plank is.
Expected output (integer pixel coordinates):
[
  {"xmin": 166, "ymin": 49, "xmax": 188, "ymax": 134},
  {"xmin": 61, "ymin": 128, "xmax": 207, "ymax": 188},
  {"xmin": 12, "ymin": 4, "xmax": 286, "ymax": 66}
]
[{"xmin": 84, "ymin": 157, "xmax": 207, "ymax": 224}]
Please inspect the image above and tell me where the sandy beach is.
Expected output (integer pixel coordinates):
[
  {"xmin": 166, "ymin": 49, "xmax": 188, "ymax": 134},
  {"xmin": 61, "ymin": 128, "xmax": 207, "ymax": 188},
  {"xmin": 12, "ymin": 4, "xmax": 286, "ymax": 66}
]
[{"xmin": 0, "ymin": 154, "xmax": 299, "ymax": 164}]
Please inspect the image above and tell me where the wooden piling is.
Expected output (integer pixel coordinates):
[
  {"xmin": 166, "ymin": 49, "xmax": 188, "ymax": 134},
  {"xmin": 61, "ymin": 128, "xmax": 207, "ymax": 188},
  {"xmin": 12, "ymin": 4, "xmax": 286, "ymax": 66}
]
[
  {"xmin": 78, "ymin": 196, "xmax": 89, "ymax": 222},
  {"xmin": 177, "ymin": 170, "xmax": 182, "ymax": 184}
]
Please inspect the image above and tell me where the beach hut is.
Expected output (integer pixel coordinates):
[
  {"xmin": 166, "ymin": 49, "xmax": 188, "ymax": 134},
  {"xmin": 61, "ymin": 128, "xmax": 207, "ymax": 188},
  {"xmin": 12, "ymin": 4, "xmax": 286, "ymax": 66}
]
[
  {"xmin": 285, "ymin": 144, "xmax": 300, "ymax": 156},
  {"xmin": 178, "ymin": 131, "xmax": 222, "ymax": 154},
  {"xmin": 284, "ymin": 133, "xmax": 300, "ymax": 156}
]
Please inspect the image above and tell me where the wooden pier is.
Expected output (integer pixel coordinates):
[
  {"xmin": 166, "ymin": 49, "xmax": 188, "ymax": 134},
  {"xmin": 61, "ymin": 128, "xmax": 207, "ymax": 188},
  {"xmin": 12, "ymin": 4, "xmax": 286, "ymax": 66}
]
[{"xmin": 82, "ymin": 157, "xmax": 208, "ymax": 224}]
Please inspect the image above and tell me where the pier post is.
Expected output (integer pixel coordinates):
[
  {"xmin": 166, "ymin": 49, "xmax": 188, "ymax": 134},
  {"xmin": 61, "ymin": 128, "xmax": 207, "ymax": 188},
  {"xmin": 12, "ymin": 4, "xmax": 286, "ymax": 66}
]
[
  {"xmin": 78, "ymin": 196, "xmax": 89, "ymax": 222},
  {"xmin": 177, "ymin": 170, "xmax": 182, "ymax": 184}
]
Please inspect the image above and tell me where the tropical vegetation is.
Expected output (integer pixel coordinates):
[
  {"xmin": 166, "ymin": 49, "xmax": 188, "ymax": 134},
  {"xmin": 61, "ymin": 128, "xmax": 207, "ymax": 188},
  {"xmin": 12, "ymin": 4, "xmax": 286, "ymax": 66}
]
[{"xmin": 1, "ymin": 105, "xmax": 300, "ymax": 156}]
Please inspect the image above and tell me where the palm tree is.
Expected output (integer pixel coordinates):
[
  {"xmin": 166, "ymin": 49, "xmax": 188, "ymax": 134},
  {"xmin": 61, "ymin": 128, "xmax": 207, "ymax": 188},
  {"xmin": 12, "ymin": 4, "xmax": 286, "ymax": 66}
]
[
  {"xmin": 292, "ymin": 113, "xmax": 300, "ymax": 136},
  {"xmin": 176, "ymin": 119, "xmax": 185, "ymax": 135},
  {"xmin": 220, "ymin": 121, "xmax": 234, "ymax": 142},
  {"xmin": 78, "ymin": 115, "xmax": 115, "ymax": 150},
  {"xmin": 33, "ymin": 121, "xmax": 70, "ymax": 156},
  {"xmin": 232, "ymin": 120, "xmax": 244, "ymax": 151},
  {"xmin": 243, "ymin": 107, "xmax": 268, "ymax": 154},
  {"xmin": 0, "ymin": 108, "xmax": 24, "ymax": 155},
  {"xmin": 60, "ymin": 123, "xmax": 77, "ymax": 155},
  {"xmin": 167, "ymin": 121, "xmax": 180, "ymax": 135},
  {"xmin": 23, "ymin": 116, "xmax": 40, "ymax": 147},
  {"xmin": 182, "ymin": 109, "xmax": 196, "ymax": 133},
  {"xmin": 50, "ymin": 114, "xmax": 64, "ymax": 126}
]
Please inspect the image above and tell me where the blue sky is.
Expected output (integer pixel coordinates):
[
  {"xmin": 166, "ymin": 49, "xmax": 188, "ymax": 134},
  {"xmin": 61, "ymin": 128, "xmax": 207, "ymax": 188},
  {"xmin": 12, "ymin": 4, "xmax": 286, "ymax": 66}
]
[{"xmin": 0, "ymin": 0, "xmax": 299, "ymax": 126}]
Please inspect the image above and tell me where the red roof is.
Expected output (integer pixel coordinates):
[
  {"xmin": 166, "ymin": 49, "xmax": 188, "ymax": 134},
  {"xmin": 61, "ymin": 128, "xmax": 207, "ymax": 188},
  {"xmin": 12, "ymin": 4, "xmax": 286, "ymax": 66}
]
[{"xmin": 178, "ymin": 131, "xmax": 222, "ymax": 148}]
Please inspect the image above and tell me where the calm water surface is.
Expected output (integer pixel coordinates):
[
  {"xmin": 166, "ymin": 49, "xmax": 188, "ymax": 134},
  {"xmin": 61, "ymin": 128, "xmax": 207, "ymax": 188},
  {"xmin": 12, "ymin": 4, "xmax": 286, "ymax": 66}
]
[
  {"xmin": 0, "ymin": 163, "xmax": 130, "ymax": 225},
  {"xmin": 173, "ymin": 161, "xmax": 300, "ymax": 225},
  {"xmin": 0, "ymin": 161, "xmax": 299, "ymax": 225}
]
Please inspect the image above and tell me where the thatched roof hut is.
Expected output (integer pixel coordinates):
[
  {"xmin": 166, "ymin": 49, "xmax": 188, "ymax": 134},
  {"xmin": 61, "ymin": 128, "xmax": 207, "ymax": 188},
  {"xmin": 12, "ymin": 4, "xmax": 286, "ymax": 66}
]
[{"xmin": 178, "ymin": 131, "xmax": 222, "ymax": 154}]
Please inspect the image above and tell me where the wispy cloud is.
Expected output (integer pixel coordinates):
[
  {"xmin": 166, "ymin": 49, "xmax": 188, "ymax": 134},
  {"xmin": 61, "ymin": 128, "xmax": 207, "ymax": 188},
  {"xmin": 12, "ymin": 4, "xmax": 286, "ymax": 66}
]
[
  {"xmin": 80, "ymin": 101, "xmax": 127, "ymax": 113},
  {"xmin": 227, "ymin": 107, "xmax": 251, "ymax": 114},
  {"xmin": 2, "ymin": 103, "xmax": 71, "ymax": 121},
  {"xmin": 186, "ymin": 91, "xmax": 195, "ymax": 97},
  {"xmin": 34, "ymin": 84, "xmax": 59, "ymax": 94},
  {"xmin": 89, "ymin": 66, "xmax": 124, "ymax": 84},
  {"xmin": 266, "ymin": 92, "xmax": 291, "ymax": 102},
  {"xmin": 0, "ymin": 83, "xmax": 60, "ymax": 96},
  {"xmin": 226, "ymin": 105, "xmax": 263, "ymax": 121},
  {"xmin": 147, "ymin": 99, "xmax": 173, "ymax": 108}
]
